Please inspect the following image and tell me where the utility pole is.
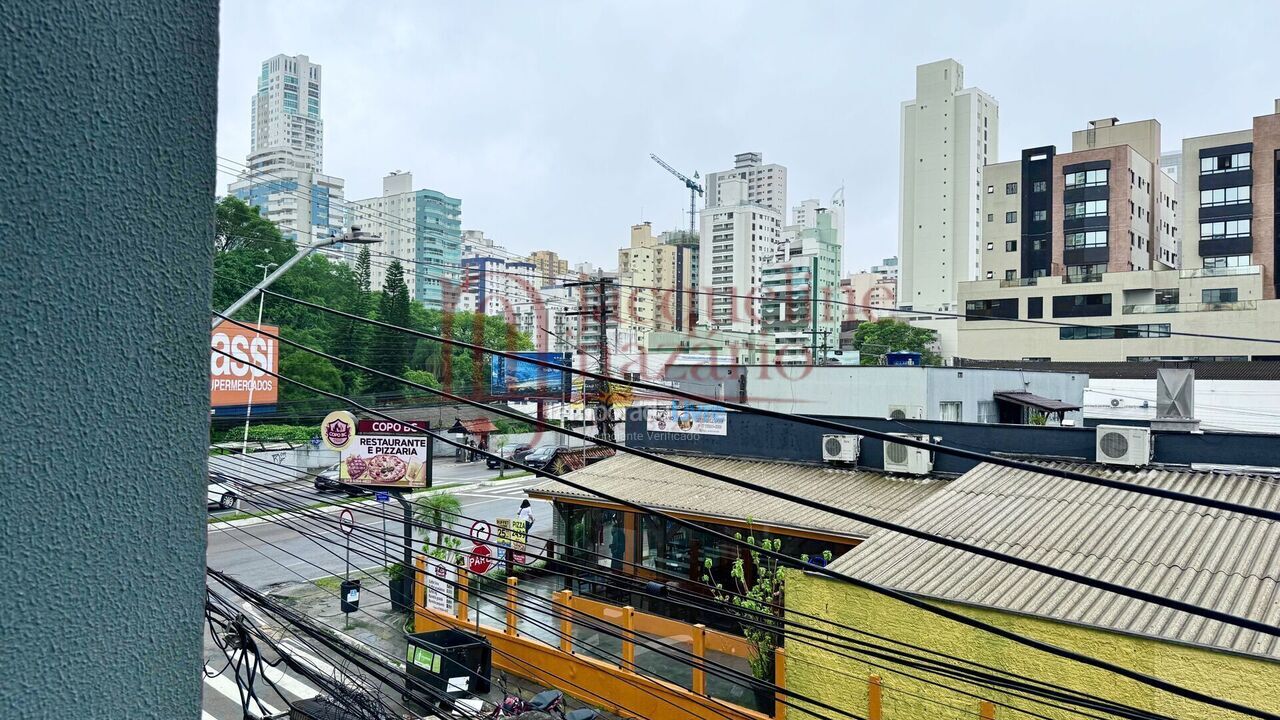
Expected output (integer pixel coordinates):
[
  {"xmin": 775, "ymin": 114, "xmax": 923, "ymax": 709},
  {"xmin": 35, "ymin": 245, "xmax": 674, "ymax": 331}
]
[{"xmin": 810, "ymin": 256, "xmax": 819, "ymax": 364}]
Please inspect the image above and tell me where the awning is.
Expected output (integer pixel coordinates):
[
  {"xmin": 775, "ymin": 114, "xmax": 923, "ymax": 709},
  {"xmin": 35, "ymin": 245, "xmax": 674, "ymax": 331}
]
[
  {"xmin": 447, "ymin": 417, "xmax": 498, "ymax": 434},
  {"xmin": 993, "ymin": 391, "xmax": 1080, "ymax": 413}
]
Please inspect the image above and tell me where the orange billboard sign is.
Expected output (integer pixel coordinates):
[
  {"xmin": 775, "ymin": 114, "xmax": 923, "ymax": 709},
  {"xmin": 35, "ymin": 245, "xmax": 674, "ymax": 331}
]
[{"xmin": 210, "ymin": 322, "xmax": 279, "ymax": 407}]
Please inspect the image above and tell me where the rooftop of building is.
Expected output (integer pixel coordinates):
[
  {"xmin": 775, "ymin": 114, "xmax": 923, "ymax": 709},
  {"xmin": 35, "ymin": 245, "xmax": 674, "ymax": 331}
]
[
  {"xmin": 830, "ymin": 460, "xmax": 1280, "ymax": 659},
  {"xmin": 528, "ymin": 452, "xmax": 948, "ymax": 541},
  {"xmin": 958, "ymin": 359, "xmax": 1280, "ymax": 381}
]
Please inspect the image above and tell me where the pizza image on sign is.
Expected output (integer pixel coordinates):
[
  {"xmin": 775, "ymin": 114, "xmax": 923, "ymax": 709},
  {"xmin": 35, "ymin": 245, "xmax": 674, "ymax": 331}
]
[{"xmin": 365, "ymin": 454, "xmax": 408, "ymax": 484}]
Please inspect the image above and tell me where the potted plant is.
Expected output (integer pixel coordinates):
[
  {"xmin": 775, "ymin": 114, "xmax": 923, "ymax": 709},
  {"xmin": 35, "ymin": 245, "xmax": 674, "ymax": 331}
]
[
  {"xmin": 388, "ymin": 561, "xmax": 412, "ymax": 612},
  {"xmin": 703, "ymin": 528, "xmax": 831, "ymax": 713}
]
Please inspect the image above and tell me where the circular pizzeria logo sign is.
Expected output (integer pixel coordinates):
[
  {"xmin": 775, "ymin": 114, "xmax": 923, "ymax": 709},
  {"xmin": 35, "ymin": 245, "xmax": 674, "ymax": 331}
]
[{"xmin": 320, "ymin": 410, "xmax": 357, "ymax": 451}]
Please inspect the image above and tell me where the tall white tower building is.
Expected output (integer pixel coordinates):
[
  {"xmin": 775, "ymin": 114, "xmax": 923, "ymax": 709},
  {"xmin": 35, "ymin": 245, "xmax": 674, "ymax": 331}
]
[
  {"xmin": 898, "ymin": 59, "xmax": 998, "ymax": 312},
  {"xmin": 699, "ymin": 178, "xmax": 783, "ymax": 332},
  {"xmin": 250, "ymin": 54, "xmax": 324, "ymax": 171},
  {"xmin": 230, "ymin": 53, "xmax": 344, "ymax": 254}
]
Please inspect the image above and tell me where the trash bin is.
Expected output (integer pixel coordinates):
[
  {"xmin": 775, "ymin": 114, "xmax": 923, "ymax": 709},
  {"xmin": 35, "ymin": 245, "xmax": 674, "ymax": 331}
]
[{"xmin": 404, "ymin": 628, "xmax": 492, "ymax": 712}]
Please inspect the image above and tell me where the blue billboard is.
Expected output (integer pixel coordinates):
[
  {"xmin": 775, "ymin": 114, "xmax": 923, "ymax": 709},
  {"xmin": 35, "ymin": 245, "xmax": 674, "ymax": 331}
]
[{"xmin": 490, "ymin": 352, "xmax": 572, "ymax": 398}]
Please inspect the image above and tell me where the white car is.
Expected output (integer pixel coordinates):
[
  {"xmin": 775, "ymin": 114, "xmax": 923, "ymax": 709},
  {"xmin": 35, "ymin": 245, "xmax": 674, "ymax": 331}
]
[{"xmin": 208, "ymin": 480, "xmax": 239, "ymax": 511}]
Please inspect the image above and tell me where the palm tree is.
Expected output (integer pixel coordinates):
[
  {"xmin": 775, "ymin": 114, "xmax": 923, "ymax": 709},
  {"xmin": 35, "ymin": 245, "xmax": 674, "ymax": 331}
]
[{"xmin": 414, "ymin": 490, "xmax": 463, "ymax": 551}]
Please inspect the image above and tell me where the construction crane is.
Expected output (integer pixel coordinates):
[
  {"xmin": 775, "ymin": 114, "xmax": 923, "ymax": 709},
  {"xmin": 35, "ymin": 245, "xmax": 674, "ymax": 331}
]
[{"xmin": 650, "ymin": 154, "xmax": 703, "ymax": 236}]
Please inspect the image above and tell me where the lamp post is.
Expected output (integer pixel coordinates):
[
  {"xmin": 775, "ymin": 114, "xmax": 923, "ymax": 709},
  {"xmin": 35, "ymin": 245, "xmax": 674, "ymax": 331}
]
[
  {"xmin": 238, "ymin": 262, "xmax": 277, "ymax": 465},
  {"xmin": 213, "ymin": 226, "xmax": 381, "ymax": 328}
]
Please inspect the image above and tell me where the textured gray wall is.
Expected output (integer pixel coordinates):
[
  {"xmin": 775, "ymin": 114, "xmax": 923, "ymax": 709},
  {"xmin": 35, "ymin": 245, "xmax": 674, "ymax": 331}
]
[{"xmin": 0, "ymin": 2, "xmax": 217, "ymax": 717}]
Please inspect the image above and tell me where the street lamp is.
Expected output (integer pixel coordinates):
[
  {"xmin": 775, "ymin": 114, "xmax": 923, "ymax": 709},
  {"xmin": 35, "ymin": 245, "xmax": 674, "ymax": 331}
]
[
  {"xmin": 239, "ymin": 262, "xmax": 277, "ymax": 461},
  {"xmin": 213, "ymin": 226, "xmax": 382, "ymax": 328}
]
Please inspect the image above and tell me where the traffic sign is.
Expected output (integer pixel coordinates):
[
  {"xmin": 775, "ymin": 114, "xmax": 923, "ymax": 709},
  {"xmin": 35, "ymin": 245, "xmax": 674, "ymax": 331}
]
[
  {"xmin": 374, "ymin": 491, "xmax": 390, "ymax": 504},
  {"xmin": 338, "ymin": 508, "xmax": 355, "ymax": 535},
  {"xmin": 513, "ymin": 552, "xmax": 529, "ymax": 566},
  {"xmin": 467, "ymin": 544, "xmax": 494, "ymax": 575},
  {"xmin": 310, "ymin": 435, "xmax": 321, "ymax": 448},
  {"xmin": 469, "ymin": 520, "xmax": 492, "ymax": 543}
]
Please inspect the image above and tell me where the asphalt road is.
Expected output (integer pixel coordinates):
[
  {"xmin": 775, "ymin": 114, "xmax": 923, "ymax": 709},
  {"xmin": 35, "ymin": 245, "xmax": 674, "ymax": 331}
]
[{"xmin": 203, "ymin": 460, "xmax": 552, "ymax": 719}]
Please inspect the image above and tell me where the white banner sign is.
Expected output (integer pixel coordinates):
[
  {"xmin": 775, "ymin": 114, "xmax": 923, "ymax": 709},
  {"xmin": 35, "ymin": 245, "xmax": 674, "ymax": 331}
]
[
  {"xmin": 425, "ymin": 559, "xmax": 456, "ymax": 615},
  {"xmin": 646, "ymin": 403, "xmax": 727, "ymax": 436}
]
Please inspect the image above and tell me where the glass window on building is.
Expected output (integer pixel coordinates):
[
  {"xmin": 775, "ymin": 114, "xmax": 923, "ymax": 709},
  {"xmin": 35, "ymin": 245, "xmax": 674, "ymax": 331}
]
[
  {"xmin": 1202, "ymin": 288, "xmax": 1239, "ymax": 304},
  {"xmin": 977, "ymin": 401, "xmax": 998, "ymax": 424},
  {"xmin": 939, "ymin": 401, "xmax": 962, "ymax": 422}
]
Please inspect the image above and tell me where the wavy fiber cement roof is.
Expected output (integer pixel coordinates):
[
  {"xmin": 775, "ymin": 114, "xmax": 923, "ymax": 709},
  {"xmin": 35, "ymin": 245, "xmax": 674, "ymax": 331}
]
[
  {"xmin": 830, "ymin": 461, "xmax": 1280, "ymax": 659},
  {"xmin": 529, "ymin": 453, "xmax": 947, "ymax": 539}
]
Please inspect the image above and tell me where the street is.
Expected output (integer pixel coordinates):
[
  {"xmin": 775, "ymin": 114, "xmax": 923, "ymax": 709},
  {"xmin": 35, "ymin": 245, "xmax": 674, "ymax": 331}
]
[{"xmin": 203, "ymin": 460, "xmax": 551, "ymax": 719}]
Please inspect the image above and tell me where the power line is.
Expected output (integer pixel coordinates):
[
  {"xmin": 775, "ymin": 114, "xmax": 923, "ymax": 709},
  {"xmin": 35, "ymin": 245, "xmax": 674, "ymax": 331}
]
[
  {"xmin": 213, "ymin": 480, "xmax": 822, "ymax": 720},
  {"xmin": 208, "ymin": 346, "xmax": 1277, "ymax": 719},
  {"xmin": 216, "ymin": 463, "xmax": 1168, "ymax": 720},
  {"xmin": 213, "ymin": 313, "xmax": 1280, "ymax": 641},
  {"xmin": 238, "ymin": 292, "xmax": 1280, "ymax": 525},
  {"xmin": 223, "ymin": 470, "xmax": 1159, "ymax": 720}
]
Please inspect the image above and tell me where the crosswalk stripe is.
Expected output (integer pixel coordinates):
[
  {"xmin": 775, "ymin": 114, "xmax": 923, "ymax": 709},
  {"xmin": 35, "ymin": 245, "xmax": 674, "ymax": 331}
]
[
  {"xmin": 203, "ymin": 666, "xmax": 283, "ymax": 718},
  {"xmin": 202, "ymin": 711, "xmax": 218, "ymax": 720},
  {"xmin": 239, "ymin": 650, "xmax": 319, "ymax": 701},
  {"xmin": 281, "ymin": 640, "xmax": 340, "ymax": 679}
]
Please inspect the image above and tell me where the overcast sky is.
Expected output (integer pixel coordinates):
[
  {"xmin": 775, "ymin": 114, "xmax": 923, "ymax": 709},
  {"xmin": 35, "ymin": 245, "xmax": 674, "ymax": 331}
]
[{"xmin": 217, "ymin": 1, "xmax": 1280, "ymax": 273}]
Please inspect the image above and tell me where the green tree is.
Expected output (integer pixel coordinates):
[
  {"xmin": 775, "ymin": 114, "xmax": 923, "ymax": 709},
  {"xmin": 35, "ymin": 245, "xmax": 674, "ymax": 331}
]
[
  {"xmin": 852, "ymin": 319, "xmax": 941, "ymax": 365},
  {"xmin": 703, "ymin": 529, "xmax": 832, "ymax": 687},
  {"xmin": 402, "ymin": 369, "xmax": 442, "ymax": 401},
  {"xmin": 367, "ymin": 260, "xmax": 412, "ymax": 394},
  {"xmin": 334, "ymin": 245, "xmax": 375, "ymax": 389},
  {"xmin": 414, "ymin": 491, "xmax": 464, "ymax": 561},
  {"xmin": 215, "ymin": 195, "xmax": 289, "ymax": 255}
]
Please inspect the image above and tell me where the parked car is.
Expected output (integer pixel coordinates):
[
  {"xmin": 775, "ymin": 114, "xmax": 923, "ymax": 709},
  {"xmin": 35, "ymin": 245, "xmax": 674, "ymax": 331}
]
[
  {"xmin": 523, "ymin": 444, "xmax": 569, "ymax": 470},
  {"xmin": 314, "ymin": 467, "xmax": 369, "ymax": 497},
  {"xmin": 487, "ymin": 443, "xmax": 534, "ymax": 469},
  {"xmin": 207, "ymin": 480, "xmax": 238, "ymax": 511}
]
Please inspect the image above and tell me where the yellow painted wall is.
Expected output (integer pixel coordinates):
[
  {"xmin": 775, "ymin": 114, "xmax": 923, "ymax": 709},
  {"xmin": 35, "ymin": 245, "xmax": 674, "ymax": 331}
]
[{"xmin": 784, "ymin": 571, "xmax": 1280, "ymax": 719}]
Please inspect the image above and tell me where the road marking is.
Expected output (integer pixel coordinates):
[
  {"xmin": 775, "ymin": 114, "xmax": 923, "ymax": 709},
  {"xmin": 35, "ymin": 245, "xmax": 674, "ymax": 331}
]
[
  {"xmin": 245, "ymin": 650, "xmax": 319, "ymax": 700},
  {"xmin": 203, "ymin": 711, "xmax": 218, "ymax": 720},
  {"xmin": 281, "ymin": 640, "xmax": 340, "ymax": 679},
  {"xmin": 203, "ymin": 666, "xmax": 282, "ymax": 717}
]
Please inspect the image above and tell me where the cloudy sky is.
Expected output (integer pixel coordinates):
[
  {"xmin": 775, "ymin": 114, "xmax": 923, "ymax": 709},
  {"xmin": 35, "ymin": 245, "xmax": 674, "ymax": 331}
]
[{"xmin": 217, "ymin": 1, "xmax": 1280, "ymax": 273}]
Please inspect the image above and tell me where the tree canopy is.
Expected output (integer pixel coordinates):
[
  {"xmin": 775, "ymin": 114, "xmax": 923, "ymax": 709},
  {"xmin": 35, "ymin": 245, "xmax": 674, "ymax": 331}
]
[
  {"xmin": 212, "ymin": 197, "xmax": 534, "ymax": 424},
  {"xmin": 851, "ymin": 319, "xmax": 941, "ymax": 365}
]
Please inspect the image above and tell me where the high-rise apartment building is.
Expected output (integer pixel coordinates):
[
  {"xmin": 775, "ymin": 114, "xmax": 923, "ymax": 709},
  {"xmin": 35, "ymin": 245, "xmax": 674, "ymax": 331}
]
[
  {"xmin": 978, "ymin": 118, "xmax": 1180, "ymax": 284},
  {"xmin": 229, "ymin": 53, "xmax": 345, "ymax": 257},
  {"xmin": 458, "ymin": 256, "xmax": 537, "ymax": 316},
  {"xmin": 528, "ymin": 250, "xmax": 571, "ymax": 286},
  {"xmin": 955, "ymin": 103, "xmax": 1280, "ymax": 362},
  {"xmin": 699, "ymin": 178, "xmax": 784, "ymax": 332},
  {"xmin": 618, "ymin": 222, "xmax": 694, "ymax": 335},
  {"xmin": 349, "ymin": 171, "xmax": 461, "ymax": 309},
  {"xmin": 898, "ymin": 59, "xmax": 999, "ymax": 312},
  {"xmin": 841, "ymin": 265, "xmax": 898, "ymax": 323},
  {"xmin": 761, "ymin": 210, "xmax": 843, "ymax": 363},
  {"xmin": 1181, "ymin": 100, "xmax": 1280, "ymax": 299},
  {"xmin": 704, "ymin": 152, "xmax": 788, "ymax": 215},
  {"xmin": 250, "ymin": 54, "xmax": 324, "ymax": 172},
  {"xmin": 228, "ymin": 151, "xmax": 346, "ymax": 253}
]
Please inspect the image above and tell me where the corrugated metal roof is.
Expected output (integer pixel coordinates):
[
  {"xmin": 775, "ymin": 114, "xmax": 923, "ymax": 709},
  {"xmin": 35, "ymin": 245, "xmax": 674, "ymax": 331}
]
[
  {"xmin": 830, "ymin": 461, "xmax": 1280, "ymax": 658},
  {"xmin": 528, "ymin": 453, "xmax": 948, "ymax": 540}
]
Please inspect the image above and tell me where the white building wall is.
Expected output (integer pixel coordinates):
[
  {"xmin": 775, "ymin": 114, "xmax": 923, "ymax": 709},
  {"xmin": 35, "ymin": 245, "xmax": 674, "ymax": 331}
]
[
  {"xmin": 699, "ymin": 178, "xmax": 783, "ymax": 333},
  {"xmin": 898, "ymin": 59, "xmax": 998, "ymax": 313},
  {"xmin": 1085, "ymin": 379, "xmax": 1280, "ymax": 434}
]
